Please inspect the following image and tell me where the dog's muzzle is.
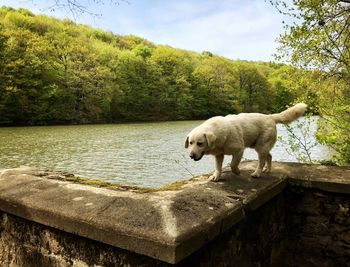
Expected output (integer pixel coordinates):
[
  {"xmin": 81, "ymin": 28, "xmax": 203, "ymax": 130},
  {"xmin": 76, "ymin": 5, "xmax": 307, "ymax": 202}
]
[{"xmin": 190, "ymin": 152, "xmax": 204, "ymax": 161}]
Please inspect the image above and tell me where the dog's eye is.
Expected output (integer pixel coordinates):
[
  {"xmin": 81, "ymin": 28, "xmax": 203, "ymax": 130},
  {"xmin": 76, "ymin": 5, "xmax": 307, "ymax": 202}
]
[
  {"xmin": 189, "ymin": 141, "xmax": 193, "ymax": 145},
  {"xmin": 197, "ymin": 142, "xmax": 203, "ymax": 146}
]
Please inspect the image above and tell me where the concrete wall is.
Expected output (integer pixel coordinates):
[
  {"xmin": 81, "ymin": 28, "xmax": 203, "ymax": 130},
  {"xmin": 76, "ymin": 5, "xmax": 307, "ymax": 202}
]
[{"xmin": 0, "ymin": 161, "xmax": 349, "ymax": 266}]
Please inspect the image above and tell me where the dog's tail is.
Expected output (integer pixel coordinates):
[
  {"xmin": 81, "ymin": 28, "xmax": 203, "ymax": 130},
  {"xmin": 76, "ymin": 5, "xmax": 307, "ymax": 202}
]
[{"xmin": 270, "ymin": 103, "xmax": 307, "ymax": 124}]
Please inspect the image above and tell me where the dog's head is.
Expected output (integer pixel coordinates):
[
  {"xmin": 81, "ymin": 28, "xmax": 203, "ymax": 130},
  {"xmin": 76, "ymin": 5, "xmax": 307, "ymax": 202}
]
[{"xmin": 185, "ymin": 131, "xmax": 216, "ymax": 161}]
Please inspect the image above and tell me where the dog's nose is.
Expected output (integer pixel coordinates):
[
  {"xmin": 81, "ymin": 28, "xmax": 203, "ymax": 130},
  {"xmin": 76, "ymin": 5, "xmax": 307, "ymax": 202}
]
[{"xmin": 190, "ymin": 154, "xmax": 195, "ymax": 159}]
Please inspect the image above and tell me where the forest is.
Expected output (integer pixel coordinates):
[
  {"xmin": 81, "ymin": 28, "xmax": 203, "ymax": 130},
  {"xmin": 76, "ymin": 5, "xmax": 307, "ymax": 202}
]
[
  {"xmin": 0, "ymin": 5, "xmax": 349, "ymax": 164},
  {"xmin": 0, "ymin": 6, "xmax": 312, "ymax": 125}
]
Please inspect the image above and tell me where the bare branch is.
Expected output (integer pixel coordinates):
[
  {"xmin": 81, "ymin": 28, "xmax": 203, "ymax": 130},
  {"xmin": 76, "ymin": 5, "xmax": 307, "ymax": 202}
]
[{"xmin": 36, "ymin": 0, "xmax": 130, "ymax": 19}]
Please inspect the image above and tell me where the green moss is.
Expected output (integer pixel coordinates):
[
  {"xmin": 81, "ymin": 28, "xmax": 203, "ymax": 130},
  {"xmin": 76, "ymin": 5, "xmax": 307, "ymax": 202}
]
[
  {"xmin": 319, "ymin": 160, "xmax": 339, "ymax": 166},
  {"xmin": 50, "ymin": 173, "xmax": 197, "ymax": 193},
  {"xmin": 159, "ymin": 181, "xmax": 189, "ymax": 191}
]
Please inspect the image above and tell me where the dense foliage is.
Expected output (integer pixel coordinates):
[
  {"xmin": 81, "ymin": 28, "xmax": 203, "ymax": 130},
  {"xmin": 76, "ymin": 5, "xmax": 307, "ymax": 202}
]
[
  {"xmin": 0, "ymin": 7, "xmax": 311, "ymax": 125},
  {"xmin": 271, "ymin": 0, "xmax": 350, "ymax": 164}
]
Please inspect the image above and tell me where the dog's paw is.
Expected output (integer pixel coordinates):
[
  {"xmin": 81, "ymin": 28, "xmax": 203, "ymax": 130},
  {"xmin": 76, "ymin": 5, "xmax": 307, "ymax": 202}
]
[
  {"xmin": 251, "ymin": 171, "xmax": 261, "ymax": 178},
  {"xmin": 231, "ymin": 167, "xmax": 240, "ymax": 175},
  {"xmin": 263, "ymin": 167, "xmax": 271, "ymax": 173},
  {"xmin": 209, "ymin": 173, "xmax": 221, "ymax": 182}
]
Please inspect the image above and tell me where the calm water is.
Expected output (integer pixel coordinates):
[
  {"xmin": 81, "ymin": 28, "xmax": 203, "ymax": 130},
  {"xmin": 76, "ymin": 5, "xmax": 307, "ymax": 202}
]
[{"xmin": 0, "ymin": 118, "xmax": 329, "ymax": 187}]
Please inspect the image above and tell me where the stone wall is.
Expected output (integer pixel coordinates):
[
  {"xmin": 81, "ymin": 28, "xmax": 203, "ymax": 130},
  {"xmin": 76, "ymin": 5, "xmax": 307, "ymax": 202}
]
[
  {"xmin": 181, "ymin": 187, "xmax": 350, "ymax": 267},
  {"xmin": 284, "ymin": 187, "xmax": 350, "ymax": 267},
  {"xmin": 0, "ymin": 193, "xmax": 289, "ymax": 267},
  {"xmin": 0, "ymin": 162, "xmax": 349, "ymax": 266},
  {"xmin": 179, "ymin": 192, "xmax": 290, "ymax": 267},
  {"xmin": 0, "ymin": 211, "xmax": 166, "ymax": 267}
]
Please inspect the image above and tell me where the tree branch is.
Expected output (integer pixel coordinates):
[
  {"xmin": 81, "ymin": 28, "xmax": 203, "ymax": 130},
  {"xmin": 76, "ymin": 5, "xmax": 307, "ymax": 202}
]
[{"xmin": 39, "ymin": 0, "xmax": 129, "ymax": 19}]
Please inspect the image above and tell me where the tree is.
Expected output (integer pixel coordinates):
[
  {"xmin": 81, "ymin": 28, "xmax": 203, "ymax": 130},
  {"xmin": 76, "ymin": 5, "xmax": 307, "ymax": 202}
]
[
  {"xmin": 234, "ymin": 62, "xmax": 272, "ymax": 113},
  {"xmin": 113, "ymin": 50, "xmax": 155, "ymax": 120},
  {"xmin": 0, "ymin": 24, "xmax": 9, "ymax": 124},
  {"xmin": 149, "ymin": 46, "xmax": 195, "ymax": 120},
  {"xmin": 0, "ymin": 24, "xmax": 54, "ymax": 124},
  {"xmin": 271, "ymin": 0, "xmax": 350, "ymax": 74},
  {"xmin": 268, "ymin": 66, "xmax": 297, "ymax": 112},
  {"xmin": 270, "ymin": 0, "xmax": 350, "ymax": 164},
  {"xmin": 193, "ymin": 56, "xmax": 239, "ymax": 117}
]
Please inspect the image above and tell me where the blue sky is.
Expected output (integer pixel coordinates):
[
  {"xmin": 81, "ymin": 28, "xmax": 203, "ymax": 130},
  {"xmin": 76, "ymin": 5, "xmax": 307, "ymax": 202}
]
[{"xmin": 1, "ymin": 0, "xmax": 291, "ymax": 61}]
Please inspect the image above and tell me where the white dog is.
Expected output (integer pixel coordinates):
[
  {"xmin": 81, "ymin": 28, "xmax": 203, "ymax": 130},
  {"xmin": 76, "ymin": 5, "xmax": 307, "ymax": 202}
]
[{"xmin": 185, "ymin": 103, "xmax": 307, "ymax": 181}]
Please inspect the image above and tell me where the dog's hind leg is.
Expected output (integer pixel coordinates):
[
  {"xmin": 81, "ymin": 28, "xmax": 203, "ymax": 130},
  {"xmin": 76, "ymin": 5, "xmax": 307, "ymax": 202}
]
[
  {"xmin": 253, "ymin": 131, "xmax": 276, "ymax": 177},
  {"xmin": 263, "ymin": 153, "xmax": 272, "ymax": 173},
  {"xmin": 251, "ymin": 152, "xmax": 268, "ymax": 178},
  {"xmin": 230, "ymin": 149, "xmax": 244, "ymax": 175},
  {"xmin": 209, "ymin": 154, "xmax": 224, "ymax": 181}
]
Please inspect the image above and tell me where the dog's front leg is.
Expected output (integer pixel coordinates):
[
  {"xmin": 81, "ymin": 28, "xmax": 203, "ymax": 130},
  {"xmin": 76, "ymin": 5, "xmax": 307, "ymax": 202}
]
[
  {"xmin": 231, "ymin": 149, "xmax": 244, "ymax": 175},
  {"xmin": 209, "ymin": 154, "xmax": 224, "ymax": 181}
]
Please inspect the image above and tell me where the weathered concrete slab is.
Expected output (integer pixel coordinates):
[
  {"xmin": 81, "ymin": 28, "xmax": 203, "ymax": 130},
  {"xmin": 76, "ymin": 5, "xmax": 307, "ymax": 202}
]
[
  {"xmin": 0, "ymin": 167, "xmax": 244, "ymax": 264},
  {"xmin": 274, "ymin": 162, "xmax": 350, "ymax": 193},
  {"xmin": 241, "ymin": 161, "xmax": 350, "ymax": 194},
  {"xmin": 0, "ymin": 161, "xmax": 349, "ymax": 264}
]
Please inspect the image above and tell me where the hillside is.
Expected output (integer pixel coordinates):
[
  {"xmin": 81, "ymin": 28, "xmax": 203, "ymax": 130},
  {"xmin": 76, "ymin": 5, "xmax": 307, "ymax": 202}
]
[{"xmin": 0, "ymin": 7, "xmax": 307, "ymax": 125}]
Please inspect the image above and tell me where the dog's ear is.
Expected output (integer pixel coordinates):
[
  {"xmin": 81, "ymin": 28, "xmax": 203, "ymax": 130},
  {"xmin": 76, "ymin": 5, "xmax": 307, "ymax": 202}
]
[
  {"xmin": 204, "ymin": 132, "xmax": 216, "ymax": 149},
  {"xmin": 185, "ymin": 136, "xmax": 189, "ymax": 148}
]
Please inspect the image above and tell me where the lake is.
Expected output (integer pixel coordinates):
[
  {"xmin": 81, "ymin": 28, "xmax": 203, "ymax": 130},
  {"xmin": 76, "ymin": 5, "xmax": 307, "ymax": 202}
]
[{"xmin": 0, "ymin": 118, "xmax": 329, "ymax": 188}]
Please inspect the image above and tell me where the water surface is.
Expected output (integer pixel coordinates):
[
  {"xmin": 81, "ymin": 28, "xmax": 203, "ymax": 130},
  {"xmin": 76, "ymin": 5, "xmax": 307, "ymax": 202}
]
[{"xmin": 0, "ymin": 119, "xmax": 328, "ymax": 187}]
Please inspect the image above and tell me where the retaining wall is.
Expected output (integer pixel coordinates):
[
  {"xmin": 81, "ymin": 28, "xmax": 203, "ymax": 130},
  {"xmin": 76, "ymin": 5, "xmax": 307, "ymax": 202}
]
[{"xmin": 0, "ymin": 161, "xmax": 349, "ymax": 266}]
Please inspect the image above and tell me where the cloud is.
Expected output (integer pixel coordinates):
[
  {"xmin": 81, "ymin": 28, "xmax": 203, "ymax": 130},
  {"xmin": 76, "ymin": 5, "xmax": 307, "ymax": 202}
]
[{"xmin": 111, "ymin": 0, "xmax": 285, "ymax": 61}]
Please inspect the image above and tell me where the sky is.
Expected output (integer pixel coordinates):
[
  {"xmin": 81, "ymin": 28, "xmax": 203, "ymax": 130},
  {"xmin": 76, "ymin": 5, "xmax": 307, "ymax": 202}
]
[{"xmin": 0, "ymin": 0, "xmax": 292, "ymax": 61}]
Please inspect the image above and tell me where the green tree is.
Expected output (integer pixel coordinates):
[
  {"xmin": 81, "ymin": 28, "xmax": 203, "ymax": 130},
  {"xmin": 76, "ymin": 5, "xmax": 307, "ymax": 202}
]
[
  {"xmin": 271, "ymin": 0, "xmax": 350, "ymax": 164},
  {"xmin": 193, "ymin": 56, "xmax": 239, "ymax": 117},
  {"xmin": 44, "ymin": 30, "xmax": 113, "ymax": 123},
  {"xmin": 149, "ymin": 46, "xmax": 195, "ymax": 120},
  {"xmin": 234, "ymin": 62, "xmax": 272, "ymax": 113},
  {"xmin": 0, "ymin": 25, "xmax": 53, "ymax": 124},
  {"xmin": 268, "ymin": 66, "xmax": 297, "ymax": 112},
  {"xmin": 113, "ymin": 50, "xmax": 154, "ymax": 120}
]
